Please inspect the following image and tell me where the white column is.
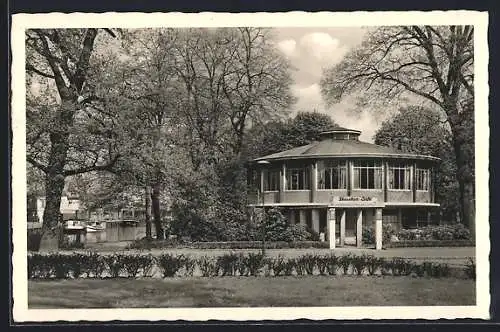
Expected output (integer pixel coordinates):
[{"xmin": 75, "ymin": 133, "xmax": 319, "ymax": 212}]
[
  {"xmin": 299, "ymin": 209, "xmax": 307, "ymax": 226},
  {"xmin": 375, "ymin": 208, "xmax": 383, "ymax": 250},
  {"xmin": 340, "ymin": 209, "xmax": 346, "ymax": 246},
  {"xmin": 356, "ymin": 209, "xmax": 363, "ymax": 248},
  {"xmin": 328, "ymin": 207, "xmax": 336, "ymax": 249},
  {"xmin": 312, "ymin": 209, "xmax": 320, "ymax": 233}
]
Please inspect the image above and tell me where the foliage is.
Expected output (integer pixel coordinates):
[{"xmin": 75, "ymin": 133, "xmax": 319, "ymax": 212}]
[
  {"xmin": 245, "ymin": 111, "xmax": 339, "ymax": 159},
  {"xmin": 198, "ymin": 256, "xmax": 219, "ymax": 277},
  {"xmin": 27, "ymin": 229, "xmax": 43, "ymax": 252},
  {"xmin": 362, "ymin": 224, "xmax": 395, "ymax": 246},
  {"xmin": 395, "ymin": 224, "xmax": 470, "ymax": 241},
  {"xmin": 28, "ymin": 252, "xmax": 462, "ymax": 279},
  {"xmin": 156, "ymin": 254, "xmax": 185, "ymax": 278},
  {"xmin": 320, "ymin": 25, "xmax": 475, "ymax": 233},
  {"xmin": 374, "ymin": 106, "xmax": 460, "ymax": 221},
  {"xmin": 464, "ymin": 257, "xmax": 476, "ymax": 280}
]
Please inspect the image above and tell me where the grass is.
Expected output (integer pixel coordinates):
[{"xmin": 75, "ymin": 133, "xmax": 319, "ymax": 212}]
[{"xmin": 29, "ymin": 276, "xmax": 475, "ymax": 308}]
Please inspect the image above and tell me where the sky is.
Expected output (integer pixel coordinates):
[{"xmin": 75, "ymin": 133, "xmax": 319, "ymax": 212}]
[{"xmin": 272, "ymin": 27, "xmax": 384, "ymax": 142}]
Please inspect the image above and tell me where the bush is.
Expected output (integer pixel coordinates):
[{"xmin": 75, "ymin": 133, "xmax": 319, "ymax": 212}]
[
  {"xmin": 351, "ymin": 254, "xmax": 368, "ymax": 276},
  {"xmin": 27, "ymin": 229, "xmax": 43, "ymax": 252},
  {"xmin": 156, "ymin": 254, "xmax": 184, "ymax": 278},
  {"xmin": 296, "ymin": 254, "xmax": 317, "ymax": 275},
  {"xmin": 366, "ymin": 255, "xmax": 383, "ymax": 276},
  {"xmin": 391, "ymin": 258, "xmax": 414, "ymax": 276},
  {"xmin": 85, "ymin": 251, "xmax": 107, "ymax": 278},
  {"xmin": 198, "ymin": 256, "xmax": 218, "ymax": 277},
  {"xmin": 269, "ymin": 255, "xmax": 286, "ymax": 276},
  {"xmin": 216, "ymin": 252, "xmax": 243, "ymax": 276},
  {"xmin": 325, "ymin": 254, "xmax": 339, "ymax": 276},
  {"xmin": 339, "ymin": 254, "xmax": 353, "ymax": 275},
  {"xmin": 242, "ymin": 252, "xmax": 266, "ymax": 276},
  {"xmin": 395, "ymin": 224, "xmax": 471, "ymax": 241},
  {"xmin": 103, "ymin": 254, "xmax": 125, "ymax": 278},
  {"xmin": 121, "ymin": 254, "xmax": 154, "ymax": 278},
  {"xmin": 182, "ymin": 256, "xmax": 196, "ymax": 277},
  {"xmin": 464, "ymin": 257, "xmax": 476, "ymax": 280},
  {"xmin": 362, "ymin": 224, "xmax": 394, "ymax": 246}
]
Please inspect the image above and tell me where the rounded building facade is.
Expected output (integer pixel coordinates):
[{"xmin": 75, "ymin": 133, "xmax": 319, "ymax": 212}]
[{"xmin": 247, "ymin": 127, "xmax": 440, "ymax": 250}]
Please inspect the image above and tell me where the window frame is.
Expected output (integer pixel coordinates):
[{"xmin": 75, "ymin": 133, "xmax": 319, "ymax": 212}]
[
  {"xmin": 317, "ymin": 160, "xmax": 347, "ymax": 190},
  {"xmin": 285, "ymin": 167, "xmax": 310, "ymax": 191},
  {"xmin": 416, "ymin": 168, "xmax": 431, "ymax": 191},
  {"xmin": 388, "ymin": 162, "xmax": 412, "ymax": 190},
  {"xmin": 263, "ymin": 168, "xmax": 280, "ymax": 192},
  {"xmin": 352, "ymin": 160, "xmax": 383, "ymax": 190}
]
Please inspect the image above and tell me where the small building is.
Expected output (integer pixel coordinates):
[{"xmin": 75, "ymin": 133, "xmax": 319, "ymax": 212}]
[{"xmin": 246, "ymin": 127, "xmax": 440, "ymax": 250}]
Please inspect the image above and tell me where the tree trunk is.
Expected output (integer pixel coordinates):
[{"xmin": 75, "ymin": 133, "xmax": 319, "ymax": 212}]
[
  {"xmin": 151, "ymin": 183, "xmax": 164, "ymax": 240},
  {"xmin": 145, "ymin": 186, "xmax": 152, "ymax": 240},
  {"xmin": 448, "ymin": 106, "xmax": 475, "ymax": 237},
  {"xmin": 39, "ymin": 104, "xmax": 73, "ymax": 251}
]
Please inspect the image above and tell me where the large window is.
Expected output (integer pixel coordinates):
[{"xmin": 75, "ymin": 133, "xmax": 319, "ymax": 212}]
[
  {"xmin": 416, "ymin": 168, "xmax": 430, "ymax": 191},
  {"xmin": 318, "ymin": 160, "xmax": 347, "ymax": 189},
  {"xmin": 353, "ymin": 160, "xmax": 383, "ymax": 189},
  {"xmin": 388, "ymin": 163, "xmax": 411, "ymax": 190},
  {"xmin": 286, "ymin": 168, "xmax": 310, "ymax": 190},
  {"xmin": 263, "ymin": 169, "xmax": 280, "ymax": 191}
]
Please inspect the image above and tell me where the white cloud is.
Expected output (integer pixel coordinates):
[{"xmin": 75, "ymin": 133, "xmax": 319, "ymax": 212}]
[
  {"xmin": 277, "ymin": 39, "xmax": 297, "ymax": 57},
  {"xmin": 298, "ymin": 32, "xmax": 347, "ymax": 65}
]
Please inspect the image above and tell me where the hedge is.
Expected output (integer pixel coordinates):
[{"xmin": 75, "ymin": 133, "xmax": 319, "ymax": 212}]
[
  {"xmin": 127, "ymin": 239, "xmax": 331, "ymax": 250},
  {"xmin": 387, "ymin": 240, "xmax": 475, "ymax": 248},
  {"xmin": 27, "ymin": 251, "xmax": 475, "ymax": 280}
]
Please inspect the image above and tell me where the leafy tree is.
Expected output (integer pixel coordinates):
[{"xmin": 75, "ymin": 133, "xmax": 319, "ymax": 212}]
[
  {"xmin": 245, "ymin": 111, "xmax": 339, "ymax": 159},
  {"xmin": 374, "ymin": 106, "xmax": 460, "ymax": 221},
  {"xmin": 26, "ymin": 29, "xmax": 123, "ymax": 248},
  {"xmin": 321, "ymin": 26, "xmax": 475, "ymax": 234}
]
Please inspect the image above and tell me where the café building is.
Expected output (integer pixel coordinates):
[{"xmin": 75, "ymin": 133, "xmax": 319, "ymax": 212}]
[{"xmin": 247, "ymin": 127, "xmax": 440, "ymax": 250}]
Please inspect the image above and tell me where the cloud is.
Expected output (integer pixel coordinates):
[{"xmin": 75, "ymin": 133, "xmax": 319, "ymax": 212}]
[
  {"xmin": 277, "ymin": 39, "xmax": 297, "ymax": 57},
  {"xmin": 298, "ymin": 32, "xmax": 348, "ymax": 66}
]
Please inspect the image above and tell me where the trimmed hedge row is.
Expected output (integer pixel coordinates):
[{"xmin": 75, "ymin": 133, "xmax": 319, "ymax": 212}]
[
  {"xmin": 28, "ymin": 251, "xmax": 476, "ymax": 280},
  {"xmin": 126, "ymin": 240, "xmax": 331, "ymax": 250},
  {"xmin": 387, "ymin": 240, "xmax": 475, "ymax": 248}
]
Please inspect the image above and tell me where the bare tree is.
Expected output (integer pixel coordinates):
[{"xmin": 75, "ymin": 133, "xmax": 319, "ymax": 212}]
[{"xmin": 321, "ymin": 25, "xmax": 475, "ymax": 235}]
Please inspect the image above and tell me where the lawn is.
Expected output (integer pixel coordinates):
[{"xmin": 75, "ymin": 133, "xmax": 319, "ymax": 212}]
[{"xmin": 29, "ymin": 276, "xmax": 475, "ymax": 308}]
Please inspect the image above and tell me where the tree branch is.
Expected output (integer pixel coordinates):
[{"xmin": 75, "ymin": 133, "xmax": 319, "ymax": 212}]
[
  {"xmin": 63, "ymin": 154, "xmax": 120, "ymax": 176},
  {"xmin": 27, "ymin": 156, "xmax": 48, "ymax": 173},
  {"xmin": 26, "ymin": 63, "xmax": 55, "ymax": 79}
]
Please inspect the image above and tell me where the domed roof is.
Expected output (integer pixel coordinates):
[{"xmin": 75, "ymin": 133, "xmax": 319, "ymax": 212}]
[{"xmin": 253, "ymin": 127, "xmax": 440, "ymax": 163}]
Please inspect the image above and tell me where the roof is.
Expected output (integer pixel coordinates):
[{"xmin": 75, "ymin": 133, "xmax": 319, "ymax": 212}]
[{"xmin": 253, "ymin": 137, "xmax": 440, "ymax": 163}]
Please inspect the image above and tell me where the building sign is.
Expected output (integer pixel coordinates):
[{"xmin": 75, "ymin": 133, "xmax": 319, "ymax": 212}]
[{"xmin": 329, "ymin": 195, "xmax": 384, "ymax": 208}]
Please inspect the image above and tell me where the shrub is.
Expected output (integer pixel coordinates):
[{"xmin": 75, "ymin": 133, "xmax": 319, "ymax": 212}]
[
  {"xmin": 28, "ymin": 253, "xmax": 53, "ymax": 279},
  {"xmin": 380, "ymin": 258, "xmax": 393, "ymax": 276},
  {"xmin": 283, "ymin": 259, "xmax": 295, "ymax": 276},
  {"xmin": 351, "ymin": 254, "xmax": 368, "ymax": 276},
  {"xmin": 269, "ymin": 255, "xmax": 286, "ymax": 276},
  {"xmin": 431, "ymin": 263, "xmax": 451, "ymax": 278},
  {"xmin": 83, "ymin": 251, "xmax": 106, "ymax": 278},
  {"xmin": 365, "ymin": 255, "xmax": 383, "ymax": 276},
  {"xmin": 216, "ymin": 252, "xmax": 243, "ymax": 276},
  {"xmin": 316, "ymin": 255, "xmax": 329, "ymax": 276},
  {"xmin": 362, "ymin": 224, "xmax": 394, "ymax": 246},
  {"xmin": 182, "ymin": 256, "xmax": 196, "ymax": 277},
  {"xmin": 325, "ymin": 254, "xmax": 339, "ymax": 275},
  {"xmin": 120, "ymin": 254, "xmax": 153, "ymax": 278},
  {"xmin": 242, "ymin": 252, "xmax": 266, "ymax": 276},
  {"xmin": 339, "ymin": 254, "xmax": 353, "ymax": 275},
  {"xmin": 156, "ymin": 254, "xmax": 185, "ymax": 278},
  {"xmin": 391, "ymin": 258, "xmax": 414, "ymax": 276},
  {"xmin": 27, "ymin": 229, "xmax": 43, "ymax": 252},
  {"xmin": 198, "ymin": 256, "xmax": 218, "ymax": 277},
  {"xmin": 296, "ymin": 254, "xmax": 317, "ymax": 275},
  {"xmin": 464, "ymin": 257, "xmax": 476, "ymax": 280},
  {"xmin": 103, "ymin": 254, "xmax": 125, "ymax": 278},
  {"xmin": 395, "ymin": 224, "xmax": 471, "ymax": 241},
  {"xmin": 288, "ymin": 224, "xmax": 312, "ymax": 242}
]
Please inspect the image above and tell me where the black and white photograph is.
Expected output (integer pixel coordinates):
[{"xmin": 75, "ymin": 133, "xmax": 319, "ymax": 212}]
[{"xmin": 11, "ymin": 11, "xmax": 490, "ymax": 321}]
